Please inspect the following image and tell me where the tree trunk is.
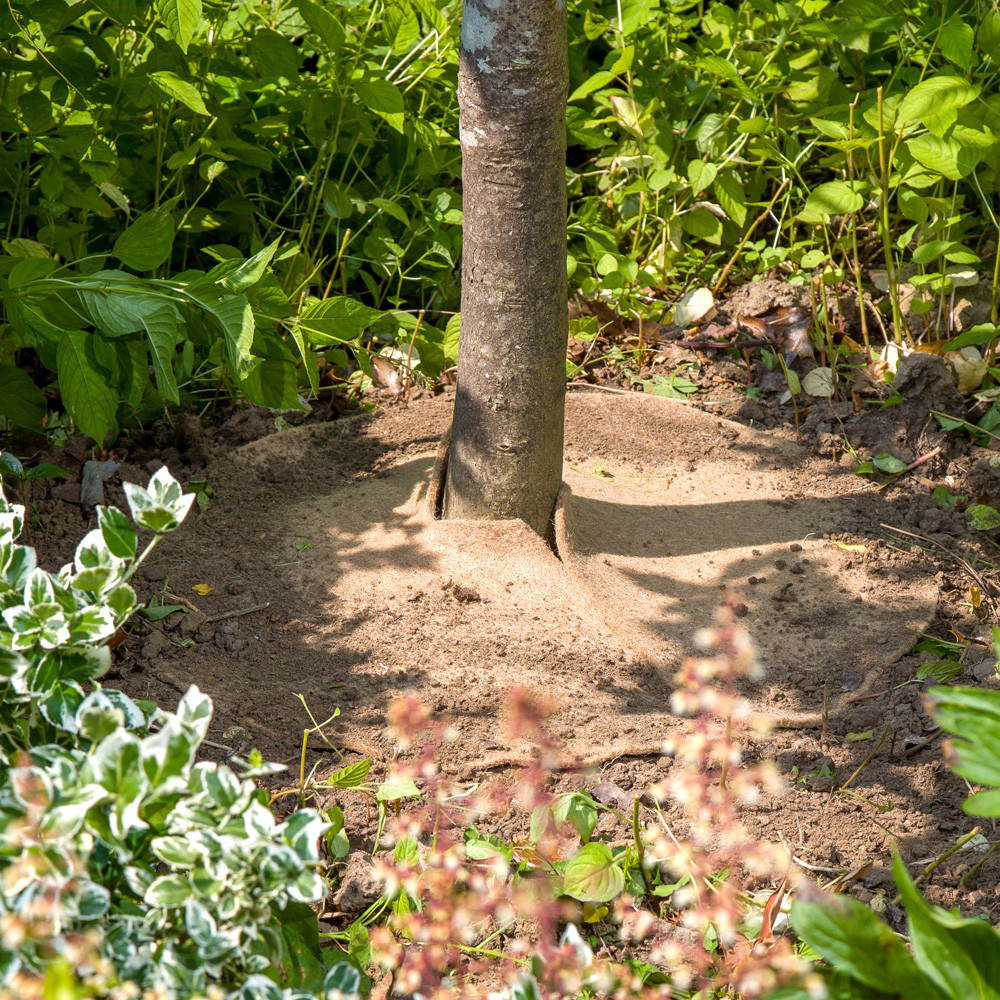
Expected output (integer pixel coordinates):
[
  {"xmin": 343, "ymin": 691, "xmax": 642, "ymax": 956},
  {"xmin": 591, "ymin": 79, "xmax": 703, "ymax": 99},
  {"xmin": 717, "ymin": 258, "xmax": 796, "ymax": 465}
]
[{"xmin": 443, "ymin": 0, "xmax": 569, "ymax": 540}]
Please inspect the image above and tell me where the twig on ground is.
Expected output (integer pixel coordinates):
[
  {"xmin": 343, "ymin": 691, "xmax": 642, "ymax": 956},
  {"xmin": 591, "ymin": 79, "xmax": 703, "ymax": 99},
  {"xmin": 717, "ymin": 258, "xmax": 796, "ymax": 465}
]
[
  {"xmin": 880, "ymin": 522, "xmax": 999, "ymax": 619},
  {"xmin": 900, "ymin": 728, "xmax": 945, "ymax": 759},
  {"xmin": 892, "ymin": 826, "xmax": 983, "ymax": 904},
  {"xmin": 836, "ymin": 723, "xmax": 891, "ymax": 793},
  {"xmin": 204, "ymin": 602, "xmax": 270, "ymax": 624},
  {"xmin": 161, "ymin": 591, "xmax": 200, "ymax": 612}
]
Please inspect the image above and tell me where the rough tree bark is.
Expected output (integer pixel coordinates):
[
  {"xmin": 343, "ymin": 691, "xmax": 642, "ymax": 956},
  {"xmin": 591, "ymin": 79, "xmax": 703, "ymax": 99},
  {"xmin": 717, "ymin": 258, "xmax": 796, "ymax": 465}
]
[{"xmin": 443, "ymin": 0, "xmax": 569, "ymax": 540}]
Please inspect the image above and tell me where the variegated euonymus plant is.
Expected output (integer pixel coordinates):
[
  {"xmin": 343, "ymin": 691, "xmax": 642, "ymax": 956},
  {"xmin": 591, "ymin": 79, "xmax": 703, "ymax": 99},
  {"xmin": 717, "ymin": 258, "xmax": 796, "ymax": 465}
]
[{"xmin": 0, "ymin": 469, "xmax": 358, "ymax": 1000}]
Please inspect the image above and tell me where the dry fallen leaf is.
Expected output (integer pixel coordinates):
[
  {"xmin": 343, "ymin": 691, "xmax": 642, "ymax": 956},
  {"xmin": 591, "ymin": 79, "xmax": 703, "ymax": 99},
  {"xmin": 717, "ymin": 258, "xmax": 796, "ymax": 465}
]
[
  {"xmin": 831, "ymin": 541, "xmax": 868, "ymax": 553},
  {"xmin": 802, "ymin": 366, "xmax": 836, "ymax": 397}
]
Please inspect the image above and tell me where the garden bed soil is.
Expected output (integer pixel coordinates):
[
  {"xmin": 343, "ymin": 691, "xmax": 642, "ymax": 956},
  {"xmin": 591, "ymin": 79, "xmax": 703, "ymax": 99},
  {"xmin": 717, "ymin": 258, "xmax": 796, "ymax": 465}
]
[
  {"xmin": 15, "ymin": 274, "xmax": 1000, "ymax": 927},
  {"xmin": 17, "ymin": 383, "xmax": 1000, "ymax": 925}
]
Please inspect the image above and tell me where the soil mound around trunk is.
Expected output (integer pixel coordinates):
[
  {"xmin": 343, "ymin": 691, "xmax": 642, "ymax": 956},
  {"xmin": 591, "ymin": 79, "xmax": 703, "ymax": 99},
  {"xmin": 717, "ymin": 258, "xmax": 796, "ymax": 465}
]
[{"xmin": 133, "ymin": 393, "xmax": 937, "ymax": 770}]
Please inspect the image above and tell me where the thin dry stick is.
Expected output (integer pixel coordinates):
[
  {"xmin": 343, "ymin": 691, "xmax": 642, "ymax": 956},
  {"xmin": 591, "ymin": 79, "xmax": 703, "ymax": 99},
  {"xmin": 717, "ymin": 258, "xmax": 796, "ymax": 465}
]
[
  {"xmin": 881, "ymin": 522, "xmax": 999, "ymax": 619},
  {"xmin": 900, "ymin": 728, "xmax": 945, "ymax": 760},
  {"xmin": 161, "ymin": 591, "xmax": 200, "ymax": 612},
  {"xmin": 892, "ymin": 826, "xmax": 983, "ymax": 904},
  {"xmin": 821, "ymin": 679, "xmax": 829, "ymax": 746},
  {"xmin": 204, "ymin": 602, "xmax": 270, "ymax": 624},
  {"xmin": 836, "ymin": 723, "xmax": 891, "ymax": 794},
  {"xmin": 713, "ymin": 178, "xmax": 790, "ymax": 293}
]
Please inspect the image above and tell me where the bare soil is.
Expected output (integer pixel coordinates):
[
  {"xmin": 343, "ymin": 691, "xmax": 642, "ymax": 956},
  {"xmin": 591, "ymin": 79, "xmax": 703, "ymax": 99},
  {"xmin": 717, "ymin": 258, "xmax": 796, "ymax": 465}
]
[{"xmin": 14, "ymin": 275, "xmax": 1000, "ymax": 928}]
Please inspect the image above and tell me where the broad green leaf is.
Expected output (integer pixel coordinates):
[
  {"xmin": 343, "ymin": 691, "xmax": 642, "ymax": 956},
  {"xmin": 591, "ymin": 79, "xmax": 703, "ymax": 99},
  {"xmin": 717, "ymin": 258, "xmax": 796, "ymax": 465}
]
[
  {"xmin": 80, "ymin": 271, "xmax": 164, "ymax": 336},
  {"xmin": 687, "ymin": 159, "xmax": 718, "ymax": 196},
  {"xmin": 90, "ymin": 0, "xmax": 136, "ymax": 21},
  {"xmin": 327, "ymin": 759, "xmax": 371, "ymax": 788},
  {"xmin": 912, "ymin": 240, "xmax": 953, "ymax": 265},
  {"xmin": 0, "ymin": 366, "xmax": 45, "ymax": 431},
  {"xmin": 274, "ymin": 900, "xmax": 327, "ymax": 989},
  {"xmin": 569, "ymin": 70, "xmax": 615, "ymax": 102},
  {"xmin": 156, "ymin": 0, "xmax": 201, "ymax": 52},
  {"xmin": 799, "ymin": 181, "xmax": 864, "ymax": 222},
  {"xmin": 895, "ymin": 852, "xmax": 1000, "ymax": 998},
  {"xmin": 219, "ymin": 238, "xmax": 280, "ymax": 293},
  {"xmin": 789, "ymin": 891, "xmax": 945, "ymax": 999},
  {"xmin": 609, "ymin": 93, "xmax": 645, "ymax": 137},
  {"xmin": 979, "ymin": 12, "xmax": 1000, "ymax": 60},
  {"xmin": 948, "ymin": 324, "xmax": 998, "ymax": 352},
  {"xmin": 898, "ymin": 188, "xmax": 929, "ymax": 223},
  {"xmin": 562, "ymin": 843, "xmax": 624, "ymax": 903},
  {"xmin": 240, "ymin": 357, "xmax": 302, "ymax": 410},
  {"xmin": 56, "ymin": 331, "xmax": 118, "ymax": 444},
  {"xmin": 713, "ymin": 172, "xmax": 747, "ymax": 226},
  {"xmin": 296, "ymin": 0, "xmax": 345, "ymax": 48},
  {"xmin": 376, "ymin": 773, "xmax": 420, "ymax": 802},
  {"xmin": 114, "ymin": 209, "xmax": 175, "ymax": 271},
  {"xmin": 872, "ymin": 454, "xmax": 908, "ymax": 473},
  {"xmin": 938, "ymin": 16, "xmax": 974, "ymax": 69},
  {"xmin": 967, "ymin": 504, "xmax": 1000, "ymax": 531},
  {"xmin": 908, "ymin": 132, "xmax": 981, "ymax": 181},
  {"xmin": 897, "ymin": 76, "xmax": 980, "ymax": 128},
  {"xmin": 189, "ymin": 293, "xmax": 256, "ymax": 380},
  {"xmin": 680, "ymin": 208, "xmax": 722, "ymax": 244},
  {"xmin": 141, "ymin": 306, "xmax": 181, "ymax": 405},
  {"xmin": 553, "ymin": 791, "xmax": 599, "ymax": 843},
  {"xmin": 384, "ymin": 0, "xmax": 420, "ymax": 50},
  {"xmin": 149, "ymin": 71, "xmax": 209, "ymax": 115},
  {"xmin": 355, "ymin": 77, "xmax": 404, "ymax": 133},
  {"xmin": 297, "ymin": 297, "xmax": 383, "ymax": 345},
  {"xmin": 0, "ymin": 451, "xmax": 23, "ymax": 477}
]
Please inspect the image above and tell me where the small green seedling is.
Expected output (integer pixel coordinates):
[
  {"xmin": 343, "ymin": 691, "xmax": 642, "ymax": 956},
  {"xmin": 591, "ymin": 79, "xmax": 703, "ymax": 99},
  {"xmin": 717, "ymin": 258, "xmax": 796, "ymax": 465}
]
[{"xmin": 0, "ymin": 451, "xmax": 70, "ymax": 493}]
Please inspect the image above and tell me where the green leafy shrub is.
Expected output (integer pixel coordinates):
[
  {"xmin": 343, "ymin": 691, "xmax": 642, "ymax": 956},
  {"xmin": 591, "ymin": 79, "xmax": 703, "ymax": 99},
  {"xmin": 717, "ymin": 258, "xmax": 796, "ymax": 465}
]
[
  {"xmin": 0, "ymin": 470, "xmax": 355, "ymax": 999},
  {"xmin": 1, "ymin": 0, "xmax": 463, "ymax": 437},
  {"xmin": 565, "ymin": 0, "xmax": 1000, "ymax": 340}
]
